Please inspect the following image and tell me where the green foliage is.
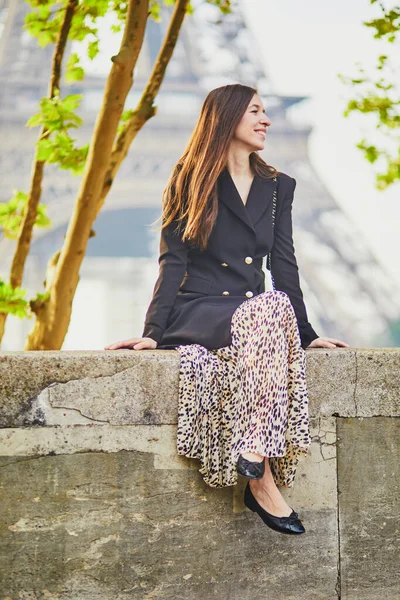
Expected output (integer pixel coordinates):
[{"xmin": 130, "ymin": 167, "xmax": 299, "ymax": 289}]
[
  {"xmin": 0, "ymin": 280, "xmax": 30, "ymax": 319},
  {"xmin": 27, "ymin": 93, "xmax": 82, "ymax": 131},
  {"xmin": 208, "ymin": 0, "xmax": 231, "ymax": 14},
  {"xmin": 368, "ymin": 1, "xmax": 400, "ymax": 42},
  {"xmin": 339, "ymin": 1, "xmax": 400, "ymax": 189},
  {"xmin": 25, "ymin": 0, "xmax": 116, "ymax": 47},
  {"xmin": 37, "ymin": 134, "xmax": 89, "ymax": 174},
  {"xmin": 66, "ymin": 53, "xmax": 85, "ymax": 82},
  {"xmin": 87, "ymin": 39, "xmax": 99, "ymax": 59},
  {"xmin": 0, "ymin": 191, "xmax": 51, "ymax": 240},
  {"xmin": 149, "ymin": 0, "xmax": 230, "ymax": 21},
  {"xmin": 25, "ymin": 0, "xmax": 65, "ymax": 47},
  {"xmin": 26, "ymin": 93, "xmax": 88, "ymax": 173},
  {"xmin": 149, "ymin": 0, "xmax": 162, "ymax": 21}
]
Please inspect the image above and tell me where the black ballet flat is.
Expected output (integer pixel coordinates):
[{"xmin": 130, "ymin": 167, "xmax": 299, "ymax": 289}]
[
  {"xmin": 244, "ymin": 482, "xmax": 305, "ymax": 535},
  {"xmin": 236, "ymin": 454, "xmax": 265, "ymax": 479}
]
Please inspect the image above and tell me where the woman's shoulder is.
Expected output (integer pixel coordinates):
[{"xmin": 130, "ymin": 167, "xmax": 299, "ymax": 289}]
[
  {"xmin": 256, "ymin": 170, "xmax": 295, "ymax": 188},
  {"xmin": 276, "ymin": 171, "xmax": 296, "ymax": 186}
]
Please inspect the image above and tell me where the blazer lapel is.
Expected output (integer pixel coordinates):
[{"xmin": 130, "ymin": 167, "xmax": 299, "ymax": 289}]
[
  {"xmin": 218, "ymin": 169, "xmax": 276, "ymax": 231},
  {"xmin": 218, "ymin": 169, "xmax": 255, "ymax": 232},
  {"xmin": 245, "ymin": 175, "xmax": 276, "ymax": 226}
]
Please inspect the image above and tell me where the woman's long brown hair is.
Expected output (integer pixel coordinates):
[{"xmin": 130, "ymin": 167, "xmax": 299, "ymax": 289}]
[{"xmin": 162, "ymin": 83, "xmax": 279, "ymax": 250}]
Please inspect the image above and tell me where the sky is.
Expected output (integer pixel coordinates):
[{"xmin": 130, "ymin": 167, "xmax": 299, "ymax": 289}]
[{"xmin": 244, "ymin": 0, "xmax": 400, "ymax": 284}]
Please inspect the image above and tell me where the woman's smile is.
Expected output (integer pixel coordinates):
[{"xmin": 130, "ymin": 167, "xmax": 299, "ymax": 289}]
[{"xmin": 254, "ymin": 128, "xmax": 266, "ymax": 140}]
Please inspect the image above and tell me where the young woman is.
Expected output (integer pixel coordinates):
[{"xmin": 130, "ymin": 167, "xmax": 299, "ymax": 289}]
[{"xmin": 106, "ymin": 84, "xmax": 349, "ymax": 535}]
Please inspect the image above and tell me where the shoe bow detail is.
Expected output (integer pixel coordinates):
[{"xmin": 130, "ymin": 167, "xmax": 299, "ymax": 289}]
[{"xmin": 243, "ymin": 482, "xmax": 305, "ymax": 535}]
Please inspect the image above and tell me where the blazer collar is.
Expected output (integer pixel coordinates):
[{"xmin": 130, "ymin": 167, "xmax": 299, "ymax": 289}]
[{"xmin": 218, "ymin": 168, "xmax": 276, "ymax": 231}]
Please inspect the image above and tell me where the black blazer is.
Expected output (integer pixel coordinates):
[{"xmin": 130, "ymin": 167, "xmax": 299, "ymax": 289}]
[{"xmin": 142, "ymin": 168, "xmax": 319, "ymax": 350}]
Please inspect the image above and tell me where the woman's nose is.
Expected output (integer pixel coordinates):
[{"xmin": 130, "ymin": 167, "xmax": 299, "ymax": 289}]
[{"xmin": 260, "ymin": 114, "xmax": 271, "ymax": 127}]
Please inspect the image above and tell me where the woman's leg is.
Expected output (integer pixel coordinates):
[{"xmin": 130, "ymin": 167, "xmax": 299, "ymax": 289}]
[
  {"xmin": 246, "ymin": 457, "xmax": 293, "ymax": 517},
  {"xmin": 232, "ymin": 291, "xmax": 309, "ymax": 511}
]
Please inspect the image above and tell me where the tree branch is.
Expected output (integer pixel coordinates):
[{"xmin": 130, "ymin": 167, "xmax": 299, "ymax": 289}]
[
  {"xmin": 97, "ymin": 0, "xmax": 190, "ymax": 214},
  {"xmin": 9, "ymin": 0, "xmax": 78, "ymax": 292}
]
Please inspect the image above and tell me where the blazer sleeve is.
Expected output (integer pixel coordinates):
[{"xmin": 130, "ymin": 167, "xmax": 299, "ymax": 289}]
[
  {"xmin": 142, "ymin": 219, "xmax": 188, "ymax": 344},
  {"xmin": 270, "ymin": 176, "xmax": 319, "ymax": 349}
]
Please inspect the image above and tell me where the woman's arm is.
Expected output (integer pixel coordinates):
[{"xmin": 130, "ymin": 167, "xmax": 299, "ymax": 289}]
[
  {"xmin": 142, "ymin": 219, "xmax": 188, "ymax": 344},
  {"xmin": 270, "ymin": 176, "xmax": 319, "ymax": 349}
]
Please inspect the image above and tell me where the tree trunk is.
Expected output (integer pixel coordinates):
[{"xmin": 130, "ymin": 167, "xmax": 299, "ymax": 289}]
[
  {"xmin": 25, "ymin": 0, "xmax": 150, "ymax": 350},
  {"xmin": 0, "ymin": 0, "xmax": 78, "ymax": 345},
  {"xmin": 0, "ymin": 313, "xmax": 5, "ymax": 342}
]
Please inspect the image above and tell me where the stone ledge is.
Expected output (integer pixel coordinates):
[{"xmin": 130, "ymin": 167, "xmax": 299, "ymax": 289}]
[
  {"xmin": 0, "ymin": 348, "xmax": 399, "ymax": 428},
  {"xmin": 1, "ymin": 350, "xmax": 399, "ymax": 599}
]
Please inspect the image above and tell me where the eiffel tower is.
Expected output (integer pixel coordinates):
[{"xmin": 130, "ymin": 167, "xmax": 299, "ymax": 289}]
[{"xmin": 0, "ymin": 0, "xmax": 399, "ymax": 349}]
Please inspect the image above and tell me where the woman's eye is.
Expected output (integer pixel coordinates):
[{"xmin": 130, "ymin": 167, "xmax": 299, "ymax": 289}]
[{"xmin": 251, "ymin": 110, "xmax": 258, "ymax": 114}]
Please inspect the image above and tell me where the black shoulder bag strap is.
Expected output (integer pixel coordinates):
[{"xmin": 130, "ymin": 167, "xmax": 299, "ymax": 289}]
[{"xmin": 266, "ymin": 176, "xmax": 278, "ymax": 291}]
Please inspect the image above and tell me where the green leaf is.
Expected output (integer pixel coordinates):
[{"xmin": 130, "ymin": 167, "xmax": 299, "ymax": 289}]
[
  {"xmin": 35, "ymin": 205, "xmax": 51, "ymax": 228},
  {"xmin": 0, "ymin": 191, "xmax": 27, "ymax": 238},
  {"xmin": 121, "ymin": 109, "xmax": 134, "ymax": 122},
  {"xmin": 38, "ymin": 30, "xmax": 56, "ymax": 48},
  {"xmin": 26, "ymin": 112, "xmax": 43, "ymax": 128},
  {"xmin": 87, "ymin": 39, "xmax": 99, "ymax": 60},
  {"xmin": 0, "ymin": 279, "xmax": 30, "ymax": 319},
  {"xmin": 357, "ymin": 140, "xmax": 380, "ymax": 163},
  {"xmin": 118, "ymin": 109, "xmax": 135, "ymax": 134},
  {"xmin": 61, "ymin": 94, "xmax": 82, "ymax": 112},
  {"xmin": 36, "ymin": 138, "xmax": 54, "ymax": 161},
  {"xmin": 66, "ymin": 53, "xmax": 85, "ymax": 83},
  {"xmin": 0, "ymin": 190, "xmax": 51, "ymax": 239},
  {"xmin": 38, "ymin": 4, "xmax": 51, "ymax": 20},
  {"xmin": 149, "ymin": 1, "xmax": 161, "ymax": 21},
  {"xmin": 31, "ymin": 290, "xmax": 51, "ymax": 305},
  {"xmin": 208, "ymin": 0, "xmax": 231, "ymax": 15},
  {"xmin": 32, "ymin": 132, "xmax": 89, "ymax": 174}
]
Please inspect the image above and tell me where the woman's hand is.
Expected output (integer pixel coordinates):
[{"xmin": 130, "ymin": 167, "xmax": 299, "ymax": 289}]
[
  {"xmin": 104, "ymin": 337, "xmax": 158, "ymax": 351},
  {"xmin": 306, "ymin": 337, "xmax": 349, "ymax": 349}
]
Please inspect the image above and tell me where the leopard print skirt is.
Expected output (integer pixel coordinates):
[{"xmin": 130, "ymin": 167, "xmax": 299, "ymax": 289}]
[{"xmin": 176, "ymin": 290, "xmax": 311, "ymax": 488}]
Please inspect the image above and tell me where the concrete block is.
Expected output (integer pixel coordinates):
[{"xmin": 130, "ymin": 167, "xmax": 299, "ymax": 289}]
[
  {"xmin": 0, "ymin": 424, "xmax": 178, "ymax": 458},
  {"xmin": 306, "ymin": 349, "xmax": 357, "ymax": 417},
  {"xmin": 353, "ymin": 350, "xmax": 400, "ymax": 416},
  {"xmin": 0, "ymin": 450, "xmax": 338, "ymax": 600},
  {"xmin": 337, "ymin": 417, "xmax": 400, "ymax": 599},
  {"xmin": 0, "ymin": 351, "xmax": 179, "ymax": 428},
  {"xmin": 281, "ymin": 417, "xmax": 337, "ymax": 511},
  {"xmin": 1, "ymin": 350, "xmax": 400, "ymax": 428}
]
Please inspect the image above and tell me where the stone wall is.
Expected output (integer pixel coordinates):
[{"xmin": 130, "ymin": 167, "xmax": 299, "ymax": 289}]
[{"xmin": 0, "ymin": 349, "xmax": 399, "ymax": 600}]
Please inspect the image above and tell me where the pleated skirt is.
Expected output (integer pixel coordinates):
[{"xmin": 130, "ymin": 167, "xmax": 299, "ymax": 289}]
[{"xmin": 176, "ymin": 290, "xmax": 311, "ymax": 488}]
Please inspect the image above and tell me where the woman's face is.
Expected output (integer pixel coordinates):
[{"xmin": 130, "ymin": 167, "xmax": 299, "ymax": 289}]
[{"xmin": 232, "ymin": 93, "xmax": 270, "ymax": 152}]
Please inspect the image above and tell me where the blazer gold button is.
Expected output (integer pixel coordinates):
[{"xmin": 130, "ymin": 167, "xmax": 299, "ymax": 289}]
[
  {"xmin": 245, "ymin": 291, "xmax": 254, "ymax": 298},
  {"xmin": 221, "ymin": 262, "xmax": 228, "ymax": 267},
  {"xmin": 222, "ymin": 291, "xmax": 230, "ymax": 296},
  {"xmin": 245, "ymin": 256, "xmax": 253, "ymax": 264}
]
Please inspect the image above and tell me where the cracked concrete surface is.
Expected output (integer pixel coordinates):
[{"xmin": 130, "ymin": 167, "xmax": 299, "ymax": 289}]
[
  {"xmin": 0, "ymin": 424, "xmax": 178, "ymax": 458},
  {"xmin": 0, "ymin": 449, "xmax": 338, "ymax": 599},
  {"xmin": 338, "ymin": 418, "xmax": 400, "ymax": 600},
  {"xmin": 1, "ymin": 349, "xmax": 399, "ymax": 428},
  {"xmin": 0, "ymin": 350, "xmax": 180, "ymax": 427},
  {"xmin": 0, "ymin": 349, "xmax": 399, "ymax": 599}
]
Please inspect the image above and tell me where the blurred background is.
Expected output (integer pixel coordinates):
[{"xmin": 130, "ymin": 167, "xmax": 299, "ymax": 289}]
[{"xmin": 0, "ymin": 0, "xmax": 399, "ymax": 350}]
